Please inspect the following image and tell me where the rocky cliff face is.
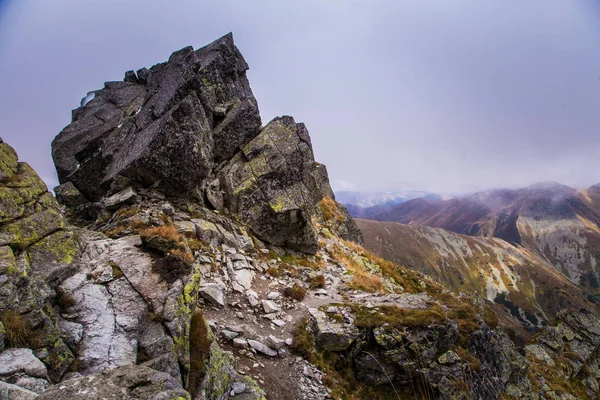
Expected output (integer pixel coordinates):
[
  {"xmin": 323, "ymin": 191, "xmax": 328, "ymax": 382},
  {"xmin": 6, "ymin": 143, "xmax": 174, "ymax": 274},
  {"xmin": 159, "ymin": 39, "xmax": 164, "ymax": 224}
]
[{"xmin": 51, "ymin": 33, "xmax": 361, "ymax": 253}]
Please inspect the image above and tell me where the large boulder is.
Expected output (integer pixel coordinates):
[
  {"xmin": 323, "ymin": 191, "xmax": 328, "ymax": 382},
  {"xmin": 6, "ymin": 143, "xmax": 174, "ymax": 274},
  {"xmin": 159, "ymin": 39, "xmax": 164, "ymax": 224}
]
[
  {"xmin": 51, "ymin": 33, "xmax": 261, "ymax": 202},
  {"xmin": 219, "ymin": 117, "xmax": 333, "ymax": 253}
]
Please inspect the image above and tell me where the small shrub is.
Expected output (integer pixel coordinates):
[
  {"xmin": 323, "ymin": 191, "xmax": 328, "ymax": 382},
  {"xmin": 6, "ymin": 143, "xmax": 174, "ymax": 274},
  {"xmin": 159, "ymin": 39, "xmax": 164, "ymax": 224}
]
[
  {"xmin": 284, "ymin": 284, "xmax": 307, "ymax": 301},
  {"xmin": 266, "ymin": 267, "xmax": 280, "ymax": 277},
  {"xmin": 189, "ymin": 310, "xmax": 213, "ymax": 397},
  {"xmin": 309, "ymin": 274, "xmax": 326, "ymax": 289},
  {"xmin": 140, "ymin": 224, "xmax": 194, "ymax": 265},
  {"xmin": 0, "ymin": 310, "xmax": 43, "ymax": 348}
]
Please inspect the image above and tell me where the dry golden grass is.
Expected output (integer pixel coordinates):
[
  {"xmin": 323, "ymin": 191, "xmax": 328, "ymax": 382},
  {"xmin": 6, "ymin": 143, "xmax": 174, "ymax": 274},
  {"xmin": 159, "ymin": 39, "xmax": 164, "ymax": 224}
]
[
  {"xmin": 140, "ymin": 224, "xmax": 186, "ymax": 246},
  {"xmin": 0, "ymin": 310, "xmax": 43, "ymax": 348},
  {"xmin": 309, "ymin": 274, "xmax": 327, "ymax": 289},
  {"xmin": 318, "ymin": 196, "xmax": 346, "ymax": 224},
  {"xmin": 331, "ymin": 245, "xmax": 385, "ymax": 293},
  {"xmin": 284, "ymin": 283, "xmax": 307, "ymax": 301},
  {"xmin": 139, "ymin": 224, "xmax": 194, "ymax": 264},
  {"xmin": 340, "ymin": 239, "xmax": 442, "ymax": 295}
]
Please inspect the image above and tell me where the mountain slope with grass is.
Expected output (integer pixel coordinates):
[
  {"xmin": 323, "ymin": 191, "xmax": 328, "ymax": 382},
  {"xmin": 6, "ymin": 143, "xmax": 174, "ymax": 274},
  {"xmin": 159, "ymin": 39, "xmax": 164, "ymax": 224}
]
[{"xmin": 371, "ymin": 183, "xmax": 600, "ymax": 296}]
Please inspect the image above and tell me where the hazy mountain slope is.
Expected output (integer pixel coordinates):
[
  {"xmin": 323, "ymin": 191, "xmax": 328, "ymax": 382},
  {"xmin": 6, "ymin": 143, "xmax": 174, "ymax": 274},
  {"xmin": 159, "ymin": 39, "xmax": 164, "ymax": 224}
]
[
  {"xmin": 372, "ymin": 182, "xmax": 600, "ymax": 293},
  {"xmin": 336, "ymin": 190, "xmax": 443, "ymax": 218},
  {"xmin": 356, "ymin": 218, "xmax": 596, "ymax": 328}
]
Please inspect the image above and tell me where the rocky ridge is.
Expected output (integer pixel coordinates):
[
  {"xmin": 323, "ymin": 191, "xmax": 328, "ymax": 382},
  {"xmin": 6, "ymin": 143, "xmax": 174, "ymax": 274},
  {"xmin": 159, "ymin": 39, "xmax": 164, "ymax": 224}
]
[{"xmin": 1, "ymin": 34, "xmax": 599, "ymax": 400}]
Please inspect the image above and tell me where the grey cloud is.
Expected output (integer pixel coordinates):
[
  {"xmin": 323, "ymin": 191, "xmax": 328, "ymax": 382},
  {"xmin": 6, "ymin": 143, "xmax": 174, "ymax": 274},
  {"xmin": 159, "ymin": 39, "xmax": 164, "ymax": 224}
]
[{"xmin": 0, "ymin": 0, "xmax": 599, "ymax": 195}]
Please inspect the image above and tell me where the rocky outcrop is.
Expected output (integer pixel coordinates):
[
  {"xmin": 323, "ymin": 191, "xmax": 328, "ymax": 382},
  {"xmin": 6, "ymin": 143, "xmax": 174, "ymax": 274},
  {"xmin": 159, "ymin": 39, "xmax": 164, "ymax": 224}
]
[
  {"xmin": 51, "ymin": 33, "xmax": 362, "ymax": 253},
  {"xmin": 0, "ymin": 139, "xmax": 264, "ymax": 398},
  {"xmin": 37, "ymin": 365, "xmax": 190, "ymax": 400}
]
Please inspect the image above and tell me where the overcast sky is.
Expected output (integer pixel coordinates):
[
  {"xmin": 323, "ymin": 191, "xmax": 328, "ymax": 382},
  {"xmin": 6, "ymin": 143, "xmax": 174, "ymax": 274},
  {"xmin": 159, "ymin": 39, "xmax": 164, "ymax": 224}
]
[{"xmin": 1, "ymin": 0, "xmax": 600, "ymax": 194}]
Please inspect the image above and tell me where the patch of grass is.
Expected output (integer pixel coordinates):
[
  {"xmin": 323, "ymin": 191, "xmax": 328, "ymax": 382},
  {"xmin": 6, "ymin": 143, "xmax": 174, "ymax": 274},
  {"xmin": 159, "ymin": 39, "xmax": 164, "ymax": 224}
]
[
  {"xmin": 284, "ymin": 283, "xmax": 307, "ymax": 301},
  {"xmin": 0, "ymin": 310, "xmax": 43, "ymax": 348},
  {"xmin": 104, "ymin": 219, "xmax": 148, "ymax": 238},
  {"xmin": 266, "ymin": 267, "xmax": 280, "ymax": 277},
  {"xmin": 331, "ymin": 245, "xmax": 385, "ymax": 293},
  {"xmin": 280, "ymin": 253, "xmax": 325, "ymax": 270},
  {"xmin": 348, "ymin": 303, "xmax": 447, "ymax": 328},
  {"xmin": 309, "ymin": 274, "xmax": 326, "ymax": 289},
  {"xmin": 318, "ymin": 196, "xmax": 346, "ymax": 224},
  {"xmin": 340, "ymin": 240, "xmax": 442, "ymax": 295},
  {"xmin": 109, "ymin": 261, "xmax": 124, "ymax": 279},
  {"xmin": 140, "ymin": 224, "xmax": 194, "ymax": 264},
  {"xmin": 114, "ymin": 205, "xmax": 141, "ymax": 219}
]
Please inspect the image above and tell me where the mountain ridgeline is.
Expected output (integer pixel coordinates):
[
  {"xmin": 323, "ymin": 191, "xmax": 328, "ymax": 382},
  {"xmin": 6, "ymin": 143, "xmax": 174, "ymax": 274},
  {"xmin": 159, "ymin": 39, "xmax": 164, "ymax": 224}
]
[
  {"xmin": 355, "ymin": 182, "xmax": 600, "ymax": 330},
  {"xmin": 1, "ymin": 34, "xmax": 599, "ymax": 400}
]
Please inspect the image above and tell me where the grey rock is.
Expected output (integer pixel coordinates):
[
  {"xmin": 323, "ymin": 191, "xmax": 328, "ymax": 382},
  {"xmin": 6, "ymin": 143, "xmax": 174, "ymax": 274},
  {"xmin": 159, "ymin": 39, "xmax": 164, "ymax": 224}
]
[
  {"xmin": 160, "ymin": 202, "xmax": 175, "ymax": 216},
  {"xmin": 102, "ymin": 186, "xmax": 137, "ymax": 210},
  {"xmin": 140, "ymin": 353, "xmax": 181, "ymax": 381},
  {"xmin": 267, "ymin": 335, "xmax": 285, "ymax": 350},
  {"xmin": 267, "ymin": 292, "xmax": 280, "ymax": 300},
  {"xmin": 308, "ymin": 308, "xmax": 360, "ymax": 352},
  {"xmin": 261, "ymin": 300, "xmax": 280, "ymax": 314},
  {"xmin": 231, "ymin": 381, "xmax": 246, "ymax": 395},
  {"xmin": 0, "ymin": 380, "xmax": 39, "ymax": 400},
  {"xmin": 52, "ymin": 33, "xmax": 258, "ymax": 203},
  {"xmin": 233, "ymin": 338, "xmax": 248, "ymax": 348},
  {"xmin": 13, "ymin": 377, "xmax": 47, "ymax": 394},
  {"xmin": 221, "ymin": 329, "xmax": 241, "ymax": 340},
  {"xmin": 138, "ymin": 322, "xmax": 173, "ymax": 360},
  {"xmin": 235, "ymin": 269, "xmax": 254, "ymax": 290},
  {"xmin": 38, "ymin": 365, "xmax": 189, "ymax": 400},
  {"xmin": 199, "ymin": 284, "xmax": 225, "ymax": 307},
  {"xmin": 57, "ymin": 319, "xmax": 84, "ymax": 347},
  {"xmin": 0, "ymin": 348, "xmax": 47, "ymax": 379},
  {"xmin": 247, "ymin": 340, "xmax": 278, "ymax": 357}
]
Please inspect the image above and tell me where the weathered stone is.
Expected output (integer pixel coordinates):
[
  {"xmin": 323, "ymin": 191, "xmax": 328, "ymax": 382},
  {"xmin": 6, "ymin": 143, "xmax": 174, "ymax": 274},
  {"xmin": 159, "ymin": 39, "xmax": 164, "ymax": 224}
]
[
  {"xmin": 38, "ymin": 365, "xmax": 189, "ymax": 400},
  {"xmin": 141, "ymin": 353, "xmax": 181, "ymax": 381},
  {"xmin": 247, "ymin": 340, "xmax": 278, "ymax": 357},
  {"xmin": 102, "ymin": 186, "xmax": 137, "ymax": 210},
  {"xmin": 437, "ymin": 350, "xmax": 460, "ymax": 365},
  {"xmin": 0, "ymin": 380, "xmax": 39, "ymax": 400},
  {"xmin": 0, "ymin": 348, "xmax": 47, "ymax": 379},
  {"xmin": 199, "ymin": 284, "xmax": 225, "ymax": 307},
  {"xmin": 0, "ymin": 208, "xmax": 65, "ymax": 250},
  {"xmin": 308, "ymin": 308, "xmax": 360, "ymax": 352},
  {"xmin": 266, "ymin": 335, "xmax": 285, "ymax": 350},
  {"xmin": 221, "ymin": 329, "xmax": 240, "ymax": 340},
  {"xmin": 261, "ymin": 300, "xmax": 280, "ymax": 314},
  {"xmin": 54, "ymin": 182, "xmax": 89, "ymax": 208},
  {"xmin": 219, "ymin": 117, "xmax": 328, "ymax": 254},
  {"xmin": 235, "ymin": 269, "xmax": 254, "ymax": 290}
]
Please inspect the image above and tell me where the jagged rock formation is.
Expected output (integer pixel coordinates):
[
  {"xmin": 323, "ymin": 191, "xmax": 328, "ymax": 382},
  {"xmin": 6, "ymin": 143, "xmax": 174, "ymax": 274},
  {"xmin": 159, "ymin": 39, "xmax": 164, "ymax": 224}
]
[
  {"xmin": 51, "ymin": 33, "xmax": 361, "ymax": 253},
  {"xmin": 0, "ymin": 139, "xmax": 266, "ymax": 399}
]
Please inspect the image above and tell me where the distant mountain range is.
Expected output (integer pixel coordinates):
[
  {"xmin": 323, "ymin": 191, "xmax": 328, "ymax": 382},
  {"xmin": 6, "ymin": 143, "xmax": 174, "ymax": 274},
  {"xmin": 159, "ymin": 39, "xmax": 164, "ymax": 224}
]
[
  {"xmin": 356, "ymin": 182, "xmax": 600, "ymax": 332},
  {"xmin": 336, "ymin": 190, "xmax": 446, "ymax": 219}
]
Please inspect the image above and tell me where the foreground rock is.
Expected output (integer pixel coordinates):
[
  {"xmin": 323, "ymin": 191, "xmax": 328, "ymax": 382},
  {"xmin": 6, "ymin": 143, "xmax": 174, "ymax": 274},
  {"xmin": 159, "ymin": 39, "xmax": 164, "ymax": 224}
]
[{"xmin": 38, "ymin": 365, "xmax": 189, "ymax": 400}]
